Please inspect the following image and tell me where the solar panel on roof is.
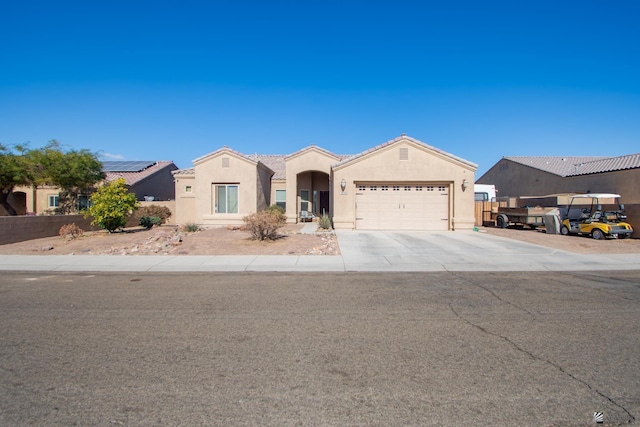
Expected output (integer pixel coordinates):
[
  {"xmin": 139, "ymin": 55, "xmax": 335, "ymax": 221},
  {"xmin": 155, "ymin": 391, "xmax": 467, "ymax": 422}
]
[{"xmin": 102, "ymin": 161, "xmax": 156, "ymax": 172}]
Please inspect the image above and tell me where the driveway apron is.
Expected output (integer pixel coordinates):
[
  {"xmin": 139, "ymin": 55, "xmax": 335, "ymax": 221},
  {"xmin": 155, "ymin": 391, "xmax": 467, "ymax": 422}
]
[{"xmin": 334, "ymin": 230, "xmax": 640, "ymax": 271}]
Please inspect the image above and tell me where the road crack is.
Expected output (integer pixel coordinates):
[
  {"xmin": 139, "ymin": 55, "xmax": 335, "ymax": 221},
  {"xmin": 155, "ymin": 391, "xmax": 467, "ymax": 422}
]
[
  {"xmin": 449, "ymin": 303, "xmax": 636, "ymax": 423},
  {"xmin": 452, "ymin": 272, "xmax": 537, "ymax": 319}
]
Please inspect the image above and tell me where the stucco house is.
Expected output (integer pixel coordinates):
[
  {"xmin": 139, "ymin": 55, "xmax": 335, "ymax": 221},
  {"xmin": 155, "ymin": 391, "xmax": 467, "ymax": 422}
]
[
  {"xmin": 3, "ymin": 160, "xmax": 178, "ymax": 215},
  {"xmin": 477, "ymin": 153, "xmax": 640, "ymax": 203},
  {"xmin": 172, "ymin": 135, "xmax": 477, "ymax": 230}
]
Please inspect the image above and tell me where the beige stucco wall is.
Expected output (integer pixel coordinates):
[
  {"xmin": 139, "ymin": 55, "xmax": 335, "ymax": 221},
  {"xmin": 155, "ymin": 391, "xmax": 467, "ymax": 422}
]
[
  {"xmin": 192, "ymin": 151, "xmax": 261, "ymax": 226},
  {"xmin": 269, "ymin": 181, "xmax": 286, "ymax": 206},
  {"xmin": 7, "ymin": 185, "xmax": 60, "ymax": 215},
  {"xmin": 332, "ymin": 139, "xmax": 476, "ymax": 230},
  {"xmin": 173, "ymin": 174, "xmax": 196, "ymax": 224},
  {"xmin": 478, "ymin": 160, "xmax": 640, "ymax": 204},
  {"xmin": 3, "ymin": 185, "xmax": 76, "ymax": 215},
  {"xmin": 284, "ymin": 148, "xmax": 339, "ymax": 223}
]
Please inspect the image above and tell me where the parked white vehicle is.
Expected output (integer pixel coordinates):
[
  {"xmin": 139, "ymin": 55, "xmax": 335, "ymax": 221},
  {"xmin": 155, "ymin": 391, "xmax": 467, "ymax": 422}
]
[{"xmin": 474, "ymin": 184, "xmax": 497, "ymax": 202}]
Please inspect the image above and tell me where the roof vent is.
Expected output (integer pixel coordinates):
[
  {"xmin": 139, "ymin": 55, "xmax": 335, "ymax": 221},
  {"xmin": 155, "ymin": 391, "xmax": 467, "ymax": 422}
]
[
  {"xmin": 399, "ymin": 147, "xmax": 409, "ymax": 161},
  {"xmin": 222, "ymin": 157, "xmax": 230, "ymax": 168}
]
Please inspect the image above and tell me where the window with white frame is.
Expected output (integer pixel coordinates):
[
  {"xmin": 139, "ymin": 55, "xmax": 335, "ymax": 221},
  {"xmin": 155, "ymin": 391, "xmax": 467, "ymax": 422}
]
[
  {"xmin": 214, "ymin": 184, "xmax": 239, "ymax": 213},
  {"xmin": 78, "ymin": 195, "xmax": 90, "ymax": 211},
  {"xmin": 275, "ymin": 189, "xmax": 286, "ymax": 210},
  {"xmin": 48, "ymin": 195, "xmax": 59, "ymax": 208},
  {"xmin": 300, "ymin": 189, "xmax": 310, "ymax": 212}
]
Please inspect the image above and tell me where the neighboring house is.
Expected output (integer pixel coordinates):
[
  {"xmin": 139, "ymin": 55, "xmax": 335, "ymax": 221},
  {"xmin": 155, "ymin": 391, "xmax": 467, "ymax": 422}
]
[
  {"xmin": 173, "ymin": 135, "xmax": 477, "ymax": 230},
  {"xmin": 477, "ymin": 153, "xmax": 640, "ymax": 203},
  {"xmin": 102, "ymin": 160, "xmax": 178, "ymax": 201},
  {"xmin": 4, "ymin": 160, "xmax": 178, "ymax": 215}
]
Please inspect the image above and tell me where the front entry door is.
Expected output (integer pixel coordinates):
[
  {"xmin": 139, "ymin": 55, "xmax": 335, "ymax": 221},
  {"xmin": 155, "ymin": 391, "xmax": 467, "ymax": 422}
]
[{"xmin": 319, "ymin": 191, "xmax": 329, "ymax": 216}]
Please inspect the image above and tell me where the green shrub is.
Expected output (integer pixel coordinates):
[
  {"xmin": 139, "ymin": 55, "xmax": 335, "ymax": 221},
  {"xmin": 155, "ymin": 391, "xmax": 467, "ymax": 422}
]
[
  {"xmin": 84, "ymin": 178, "xmax": 139, "ymax": 232},
  {"xmin": 182, "ymin": 222, "xmax": 200, "ymax": 232},
  {"xmin": 139, "ymin": 216, "xmax": 162, "ymax": 229},
  {"xmin": 318, "ymin": 214, "xmax": 332, "ymax": 230},
  {"xmin": 135, "ymin": 205, "xmax": 172, "ymax": 223},
  {"xmin": 243, "ymin": 208, "xmax": 287, "ymax": 241}
]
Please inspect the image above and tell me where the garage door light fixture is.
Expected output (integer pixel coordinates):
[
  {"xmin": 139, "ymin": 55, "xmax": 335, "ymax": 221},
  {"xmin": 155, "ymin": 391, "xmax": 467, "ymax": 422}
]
[
  {"xmin": 462, "ymin": 179, "xmax": 469, "ymax": 191},
  {"xmin": 340, "ymin": 179, "xmax": 347, "ymax": 194}
]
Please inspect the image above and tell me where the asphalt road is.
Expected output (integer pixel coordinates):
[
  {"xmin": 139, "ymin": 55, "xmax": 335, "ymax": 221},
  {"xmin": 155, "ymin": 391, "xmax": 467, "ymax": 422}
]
[{"xmin": 1, "ymin": 271, "xmax": 639, "ymax": 426}]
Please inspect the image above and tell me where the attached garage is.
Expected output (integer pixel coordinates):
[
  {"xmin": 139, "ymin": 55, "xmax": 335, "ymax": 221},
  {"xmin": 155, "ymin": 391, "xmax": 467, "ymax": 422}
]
[
  {"xmin": 355, "ymin": 183, "xmax": 450, "ymax": 230},
  {"xmin": 331, "ymin": 135, "xmax": 476, "ymax": 231}
]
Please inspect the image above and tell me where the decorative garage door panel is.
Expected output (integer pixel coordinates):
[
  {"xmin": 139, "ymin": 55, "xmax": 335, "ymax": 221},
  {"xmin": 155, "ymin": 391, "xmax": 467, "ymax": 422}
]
[{"xmin": 355, "ymin": 184, "xmax": 449, "ymax": 230}]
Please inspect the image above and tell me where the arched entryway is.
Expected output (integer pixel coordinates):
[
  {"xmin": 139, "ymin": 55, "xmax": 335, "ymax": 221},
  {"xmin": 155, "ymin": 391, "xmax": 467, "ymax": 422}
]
[
  {"xmin": 284, "ymin": 145, "xmax": 340, "ymax": 224},
  {"xmin": 296, "ymin": 170, "xmax": 330, "ymax": 218}
]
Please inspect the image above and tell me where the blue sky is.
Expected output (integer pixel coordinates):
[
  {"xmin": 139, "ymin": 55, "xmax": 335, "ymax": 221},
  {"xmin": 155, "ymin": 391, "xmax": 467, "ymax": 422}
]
[{"xmin": 1, "ymin": 1, "xmax": 638, "ymax": 177}]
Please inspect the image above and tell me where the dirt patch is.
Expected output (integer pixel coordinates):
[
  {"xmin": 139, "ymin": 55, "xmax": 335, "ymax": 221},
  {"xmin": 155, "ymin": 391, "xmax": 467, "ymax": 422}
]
[
  {"xmin": 0, "ymin": 224, "xmax": 340, "ymax": 256},
  {"xmin": 481, "ymin": 226, "xmax": 640, "ymax": 254}
]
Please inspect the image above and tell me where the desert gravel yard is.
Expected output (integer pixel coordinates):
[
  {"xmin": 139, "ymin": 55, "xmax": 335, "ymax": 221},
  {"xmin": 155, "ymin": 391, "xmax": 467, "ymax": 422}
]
[
  {"xmin": 482, "ymin": 226, "xmax": 640, "ymax": 254},
  {"xmin": 0, "ymin": 224, "xmax": 340, "ymax": 256}
]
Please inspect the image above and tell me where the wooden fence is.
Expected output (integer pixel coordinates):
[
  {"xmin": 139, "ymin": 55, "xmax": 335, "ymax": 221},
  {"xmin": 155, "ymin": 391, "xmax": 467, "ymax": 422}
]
[{"xmin": 474, "ymin": 201, "xmax": 503, "ymax": 226}]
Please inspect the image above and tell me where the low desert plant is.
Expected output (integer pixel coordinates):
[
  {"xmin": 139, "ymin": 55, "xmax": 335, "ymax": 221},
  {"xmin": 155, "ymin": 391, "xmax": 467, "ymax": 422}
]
[
  {"xmin": 135, "ymin": 205, "xmax": 172, "ymax": 224},
  {"xmin": 318, "ymin": 214, "xmax": 332, "ymax": 230},
  {"xmin": 182, "ymin": 222, "xmax": 200, "ymax": 232},
  {"xmin": 59, "ymin": 223, "xmax": 84, "ymax": 240},
  {"xmin": 139, "ymin": 216, "xmax": 162, "ymax": 229},
  {"xmin": 243, "ymin": 208, "xmax": 287, "ymax": 241},
  {"xmin": 265, "ymin": 204, "xmax": 285, "ymax": 215}
]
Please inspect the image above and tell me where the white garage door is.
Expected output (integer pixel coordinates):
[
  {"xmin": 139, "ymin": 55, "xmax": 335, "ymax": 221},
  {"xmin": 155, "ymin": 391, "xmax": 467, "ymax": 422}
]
[{"xmin": 355, "ymin": 183, "xmax": 449, "ymax": 230}]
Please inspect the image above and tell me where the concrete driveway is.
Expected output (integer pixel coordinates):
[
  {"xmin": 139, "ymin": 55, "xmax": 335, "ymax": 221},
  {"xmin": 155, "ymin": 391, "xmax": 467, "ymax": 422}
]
[{"xmin": 336, "ymin": 230, "xmax": 640, "ymax": 271}]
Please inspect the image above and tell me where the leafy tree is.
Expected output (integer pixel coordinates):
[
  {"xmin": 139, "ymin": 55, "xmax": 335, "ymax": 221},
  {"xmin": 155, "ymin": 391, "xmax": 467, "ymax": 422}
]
[
  {"xmin": 0, "ymin": 141, "xmax": 104, "ymax": 215},
  {"xmin": 30, "ymin": 141, "xmax": 105, "ymax": 214},
  {"xmin": 0, "ymin": 144, "xmax": 33, "ymax": 215},
  {"xmin": 84, "ymin": 178, "xmax": 139, "ymax": 232}
]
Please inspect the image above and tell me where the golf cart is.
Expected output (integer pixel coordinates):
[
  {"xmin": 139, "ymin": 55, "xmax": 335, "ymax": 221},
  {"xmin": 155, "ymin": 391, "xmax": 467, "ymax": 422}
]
[{"xmin": 561, "ymin": 193, "xmax": 633, "ymax": 240}]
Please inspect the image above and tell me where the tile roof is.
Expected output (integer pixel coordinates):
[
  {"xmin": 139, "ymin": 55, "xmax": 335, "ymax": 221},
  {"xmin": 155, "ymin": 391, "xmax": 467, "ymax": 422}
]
[
  {"xmin": 505, "ymin": 154, "xmax": 640, "ymax": 176},
  {"xmin": 285, "ymin": 145, "xmax": 346, "ymax": 161},
  {"xmin": 333, "ymin": 135, "xmax": 477, "ymax": 169},
  {"xmin": 174, "ymin": 148, "xmax": 350, "ymax": 180},
  {"xmin": 105, "ymin": 161, "xmax": 177, "ymax": 186},
  {"xmin": 193, "ymin": 146, "xmax": 258, "ymax": 165},
  {"xmin": 172, "ymin": 168, "xmax": 194, "ymax": 176},
  {"xmin": 253, "ymin": 155, "xmax": 287, "ymax": 180},
  {"xmin": 170, "ymin": 135, "xmax": 480, "ymax": 179},
  {"xmin": 566, "ymin": 153, "xmax": 640, "ymax": 176}
]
